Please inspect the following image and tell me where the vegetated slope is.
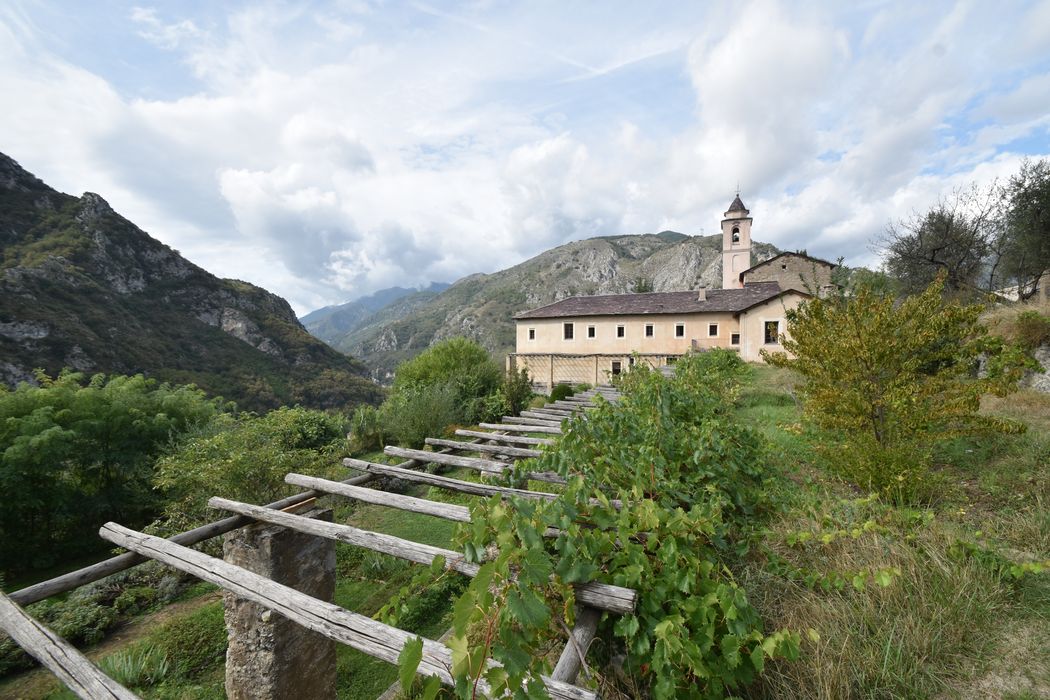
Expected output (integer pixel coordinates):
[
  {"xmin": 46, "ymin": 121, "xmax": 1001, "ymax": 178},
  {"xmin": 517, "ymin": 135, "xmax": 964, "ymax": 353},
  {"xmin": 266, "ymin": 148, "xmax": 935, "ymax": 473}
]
[
  {"xmin": 337, "ymin": 230, "xmax": 780, "ymax": 378},
  {"xmin": 0, "ymin": 152, "xmax": 383, "ymax": 412},
  {"xmin": 301, "ymin": 282, "xmax": 450, "ymax": 349}
]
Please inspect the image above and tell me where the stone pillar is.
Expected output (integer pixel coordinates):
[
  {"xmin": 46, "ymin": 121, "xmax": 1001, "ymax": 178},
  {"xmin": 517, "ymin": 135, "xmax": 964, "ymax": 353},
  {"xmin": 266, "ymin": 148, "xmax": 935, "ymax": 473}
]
[{"xmin": 223, "ymin": 507, "xmax": 336, "ymax": 700}]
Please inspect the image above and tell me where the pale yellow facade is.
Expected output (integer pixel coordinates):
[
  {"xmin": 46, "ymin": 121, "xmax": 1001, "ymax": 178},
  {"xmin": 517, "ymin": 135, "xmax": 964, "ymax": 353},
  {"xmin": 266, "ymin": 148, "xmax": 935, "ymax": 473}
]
[{"xmin": 511, "ymin": 291, "xmax": 809, "ymax": 387}]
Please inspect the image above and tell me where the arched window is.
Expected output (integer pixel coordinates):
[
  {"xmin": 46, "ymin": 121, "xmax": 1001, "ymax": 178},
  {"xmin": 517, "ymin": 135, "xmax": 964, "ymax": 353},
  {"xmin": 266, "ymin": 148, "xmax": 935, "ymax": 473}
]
[{"xmin": 732, "ymin": 226, "xmax": 740, "ymax": 243}]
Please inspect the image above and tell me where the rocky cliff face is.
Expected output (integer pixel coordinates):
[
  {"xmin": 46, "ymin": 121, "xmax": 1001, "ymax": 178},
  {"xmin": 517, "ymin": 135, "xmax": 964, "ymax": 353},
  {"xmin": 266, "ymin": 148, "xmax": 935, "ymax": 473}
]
[
  {"xmin": 327, "ymin": 230, "xmax": 781, "ymax": 378},
  {"xmin": 0, "ymin": 152, "xmax": 382, "ymax": 411}
]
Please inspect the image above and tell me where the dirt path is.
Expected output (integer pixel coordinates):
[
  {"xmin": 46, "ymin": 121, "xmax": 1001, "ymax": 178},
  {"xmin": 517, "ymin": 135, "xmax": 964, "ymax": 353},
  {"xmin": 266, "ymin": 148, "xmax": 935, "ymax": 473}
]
[{"xmin": 0, "ymin": 592, "xmax": 221, "ymax": 699}]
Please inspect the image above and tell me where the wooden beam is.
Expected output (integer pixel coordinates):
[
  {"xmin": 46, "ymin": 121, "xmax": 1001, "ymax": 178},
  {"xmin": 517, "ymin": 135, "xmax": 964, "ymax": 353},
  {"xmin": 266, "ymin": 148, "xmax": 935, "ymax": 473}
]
[
  {"xmin": 551, "ymin": 606, "xmax": 602, "ymax": 684},
  {"xmin": 454, "ymin": 429, "xmax": 554, "ymax": 446},
  {"xmin": 477, "ymin": 423, "xmax": 562, "ymax": 435},
  {"xmin": 343, "ymin": 459, "xmax": 622, "ymax": 510},
  {"xmin": 285, "ymin": 474, "xmax": 471, "ymax": 523},
  {"xmin": 98, "ymin": 523, "xmax": 596, "ymax": 700},
  {"xmin": 0, "ymin": 592, "xmax": 139, "ymax": 700},
  {"xmin": 525, "ymin": 408, "xmax": 576, "ymax": 418},
  {"xmin": 383, "ymin": 446, "xmax": 565, "ymax": 485},
  {"xmin": 344, "ymin": 458, "xmax": 564, "ymax": 501},
  {"xmin": 207, "ymin": 498, "xmax": 635, "ymax": 614},
  {"xmin": 501, "ymin": 415, "xmax": 564, "ymax": 428},
  {"xmin": 424, "ymin": 437, "xmax": 542, "ymax": 459}
]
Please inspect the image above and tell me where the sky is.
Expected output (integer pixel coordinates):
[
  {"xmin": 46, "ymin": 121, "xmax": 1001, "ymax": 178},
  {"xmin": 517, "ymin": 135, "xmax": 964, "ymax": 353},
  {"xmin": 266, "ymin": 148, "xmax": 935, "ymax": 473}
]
[{"xmin": 2, "ymin": 1, "xmax": 1048, "ymax": 315}]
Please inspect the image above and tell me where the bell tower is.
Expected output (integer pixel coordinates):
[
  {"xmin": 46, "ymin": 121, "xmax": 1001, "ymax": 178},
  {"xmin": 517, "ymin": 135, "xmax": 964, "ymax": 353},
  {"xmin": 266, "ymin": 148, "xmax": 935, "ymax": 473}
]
[{"xmin": 721, "ymin": 193, "xmax": 752, "ymax": 289}]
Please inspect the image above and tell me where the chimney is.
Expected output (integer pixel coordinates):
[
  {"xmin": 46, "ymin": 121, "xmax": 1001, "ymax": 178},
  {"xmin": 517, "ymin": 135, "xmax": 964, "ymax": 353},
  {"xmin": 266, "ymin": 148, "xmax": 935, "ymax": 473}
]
[{"xmin": 697, "ymin": 285, "xmax": 707, "ymax": 302}]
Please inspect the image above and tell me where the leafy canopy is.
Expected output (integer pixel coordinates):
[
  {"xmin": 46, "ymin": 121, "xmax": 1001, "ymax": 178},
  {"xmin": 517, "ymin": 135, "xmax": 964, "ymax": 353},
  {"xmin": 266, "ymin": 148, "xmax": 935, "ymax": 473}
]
[{"xmin": 0, "ymin": 371, "xmax": 221, "ymax": 574}]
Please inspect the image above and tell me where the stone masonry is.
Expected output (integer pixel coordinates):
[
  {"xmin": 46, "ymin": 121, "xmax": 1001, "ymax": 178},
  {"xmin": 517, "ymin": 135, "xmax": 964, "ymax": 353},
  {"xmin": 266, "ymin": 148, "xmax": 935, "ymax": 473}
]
[{"xmin": 223, "ymin": 506, "xmax": 336, "ymax": 700}]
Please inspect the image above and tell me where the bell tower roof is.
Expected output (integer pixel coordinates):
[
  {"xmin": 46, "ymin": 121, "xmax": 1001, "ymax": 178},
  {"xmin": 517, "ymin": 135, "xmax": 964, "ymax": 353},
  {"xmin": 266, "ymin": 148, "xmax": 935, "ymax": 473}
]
[{"xmin": 726, "ymin": 194, "xmax": 749, "ymax": 215}]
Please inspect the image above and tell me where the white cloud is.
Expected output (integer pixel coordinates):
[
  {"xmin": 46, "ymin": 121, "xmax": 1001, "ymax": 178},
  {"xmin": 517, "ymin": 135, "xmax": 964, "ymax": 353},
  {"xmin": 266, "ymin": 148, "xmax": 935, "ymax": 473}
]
[{"xmin": 0, "ymin": 1, "xmax": 1048, "ymax": 315}]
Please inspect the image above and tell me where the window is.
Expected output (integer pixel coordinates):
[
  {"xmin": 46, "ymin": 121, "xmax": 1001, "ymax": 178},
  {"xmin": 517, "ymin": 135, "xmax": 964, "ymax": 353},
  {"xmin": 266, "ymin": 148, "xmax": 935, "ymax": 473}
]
[
  {"xmin": 731, "ymin": 333, "xmax": 740, "ymax": 345},
  {"xmin": 587, "ymin": 325, "xmax": 596, "ymax": 339},
  {"xmin": 764, "ymin": 321, "xmax": 780, "ymax": 344},
  {"xmin": 616, "ymin": 325, "xmax": 625, "ymax": 338},
  {"xmin": 611, "ymin": 361, "xmax": 622, "ymax": 375},
  {"xmin": 644, "ymin": 324, "xmax": 654, "ymax": 337},
  {"xmin": 629, "ymin": 357, "xmax": 636, "ymax": 365},
  {"xmin": 708, "ymin": 323, "xmax": 718, "ymax": 337},
  {"xmin": 563, "ymin": 322, "xmax": 574, "ymax": 340},
  {"xmin": 732, "ymin": 225, "xmax": 740, "ymax": 243},
  {"xmin": 781, "ymin": 263, "xmax": 787, "ymax": 270},
  {"xmin": 675, "ymin": 323, "xmax": 685, "ymax": 338},
  {"xmin": 666, "ymin": 356, "xmax": 677, "ymax": 365},
  {"xmin": 528, "ymin": 328, "xmax": 535, "ymax": 341}
]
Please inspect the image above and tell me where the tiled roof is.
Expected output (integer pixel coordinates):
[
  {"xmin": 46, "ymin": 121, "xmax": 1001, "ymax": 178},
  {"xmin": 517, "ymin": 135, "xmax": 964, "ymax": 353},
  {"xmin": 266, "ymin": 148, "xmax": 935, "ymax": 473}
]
[{"xmin": 514, "ymin": 282, "xmax": 787, "ymax": 319}]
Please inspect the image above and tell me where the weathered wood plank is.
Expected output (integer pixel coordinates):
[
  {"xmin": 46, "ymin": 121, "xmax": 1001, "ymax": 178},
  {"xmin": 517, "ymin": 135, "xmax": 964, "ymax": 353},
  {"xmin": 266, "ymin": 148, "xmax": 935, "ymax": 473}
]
[
  {"xmin": 525, "ymin": 408, "xmax": 576, "ymax": 418},
  {"xmin": 550, "ymin": 607, "xmax": 602, "ymax": 684},
  {"xmin": 0, "ymin": 592, "xmax": 139, "ymax": 700},
  {"xmin": 521, "ymin": 410, "xmax": 570, "ymax": 421},
  {"xmin": 285, "ymin": 474, "xmax": 562, "ymax": 539},
  {"xmin": 285, "ymin": 474, "xmax": 472, "ymax": 523},
  {"xmin": 478, "ymin": 422, "xmax": 562, "ymax": 435},
  {"xmin": 383, "ymin": 446, "xmax": 565, "ymax": 485},
  {"xmin": 424, "ymin": 437, "xmax": 542, "ymax": 459},
  {"xmin": 454, "ymin": 429, "xmax": 553, "ymax": 446},
  {"xmin": 98, "ymin": 523, "xmax": 596, "ymax": 700},
  {"xmin": 344, "ymin": 458, "xmax": 623, "ymax": 511},
  {"xmin": 207, "ymin": 499, "xmax": 636, "ymax": 614},
  {"xmin": 549, "ymin": 401, "xmax": 595, "ymax": 411},
  {"xmin": 501, "ymin": 415, "xmax": 564, "ymax": 427},
  {"xmin": 344, "ymin": 458, "xmax": 564, "ymax": 501}
]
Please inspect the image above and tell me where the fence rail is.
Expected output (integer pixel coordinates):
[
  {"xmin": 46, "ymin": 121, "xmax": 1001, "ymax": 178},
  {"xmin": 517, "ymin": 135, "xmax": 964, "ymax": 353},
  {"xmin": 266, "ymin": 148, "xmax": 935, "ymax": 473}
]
[{"xmin": 507, "ymin": 352, "xmax": 675, "ymax": 392}]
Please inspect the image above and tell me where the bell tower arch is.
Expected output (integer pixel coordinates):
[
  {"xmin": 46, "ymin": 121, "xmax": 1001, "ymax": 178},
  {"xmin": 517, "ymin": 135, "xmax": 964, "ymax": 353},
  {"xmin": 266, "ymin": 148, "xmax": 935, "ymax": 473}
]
[{"xmin": 721, "ymin": 193, "xmax": 752, "ymax": 289}]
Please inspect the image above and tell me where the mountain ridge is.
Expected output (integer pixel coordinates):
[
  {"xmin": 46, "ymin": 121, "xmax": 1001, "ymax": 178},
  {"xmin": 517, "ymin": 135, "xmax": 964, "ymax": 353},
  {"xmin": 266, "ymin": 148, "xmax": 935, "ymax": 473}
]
[
  {"xmin": 0, "ymin": 152, "xmax": 383, "ymax": 411},
  {"xmin": 308, "ymin": 229, "xmax": 782, "ymax": 378}
]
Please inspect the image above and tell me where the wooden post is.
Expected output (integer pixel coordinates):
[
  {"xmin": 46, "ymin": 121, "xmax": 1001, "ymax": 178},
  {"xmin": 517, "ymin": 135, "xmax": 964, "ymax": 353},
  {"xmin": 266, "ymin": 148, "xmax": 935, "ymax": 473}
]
[
  {"xmin": 549, "ymin": 354, "xmax": 555, "ymax": 394},
  {"xmin": 594, "ymin": 355, "xmax": 599, "ymax": 385},
  {"xmin": 223, "ymin": 507, "xmax": 336, "ymax": 700}
]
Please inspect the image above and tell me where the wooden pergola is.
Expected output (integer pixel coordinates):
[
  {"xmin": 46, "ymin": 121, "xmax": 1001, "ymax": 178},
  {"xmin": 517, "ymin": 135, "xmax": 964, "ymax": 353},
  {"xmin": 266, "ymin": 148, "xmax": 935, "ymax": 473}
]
[{"xmin": 1, "ymin": 386, "xmax": 634, "ymax": 700}]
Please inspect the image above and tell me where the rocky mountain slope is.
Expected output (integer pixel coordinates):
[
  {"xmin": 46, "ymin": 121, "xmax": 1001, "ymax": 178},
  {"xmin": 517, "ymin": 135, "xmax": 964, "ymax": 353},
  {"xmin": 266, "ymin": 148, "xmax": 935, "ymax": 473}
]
[
  {"xmin": 302, "ymin": 282, "xmax": 449, "ymax": 348},
  {"xmin": 0, "ymin": 153, "xmax": 382, "ymax": 411},
  {"xmin": 328, "ymin": 230, "xmax": 780, "ymax": 379}
]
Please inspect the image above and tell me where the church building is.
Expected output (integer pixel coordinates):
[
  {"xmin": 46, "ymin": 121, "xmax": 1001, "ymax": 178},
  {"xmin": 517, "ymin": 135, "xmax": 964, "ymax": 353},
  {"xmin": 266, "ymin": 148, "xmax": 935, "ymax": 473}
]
[{"xmin": 509, "ymin": 195, "xmax": 835, "ymax": 388}]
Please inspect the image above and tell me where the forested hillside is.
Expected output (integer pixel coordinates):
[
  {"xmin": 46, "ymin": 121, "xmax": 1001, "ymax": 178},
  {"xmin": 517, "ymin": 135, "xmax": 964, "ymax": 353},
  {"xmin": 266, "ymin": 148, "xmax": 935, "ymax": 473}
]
[{"xmin": 0, "ymin": 153, "xmax": 382, "ymax": 411}]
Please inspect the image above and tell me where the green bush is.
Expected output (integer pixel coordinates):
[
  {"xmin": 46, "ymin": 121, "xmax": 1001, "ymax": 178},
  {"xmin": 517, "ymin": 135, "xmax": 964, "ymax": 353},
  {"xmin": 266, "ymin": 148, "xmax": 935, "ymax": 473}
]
[
  {"xmin": 349, "ymin": 404, "xmax": 385, "ymax": 452},
  {"xmin": 1014, "ymin": 310, "xmax": 1050, "ymax": 351},
  {"xmin": 114, "ymin": 586, "xmax": 159, "ymax": 615},
  {"xmin": 549, "ymin": 383, "xmax": 574, "ymax": 402},
  {"xmin": 393, "ymin": 337, "xmax": 501, "ymax": 405},
  {"xmin": 502, "ymin": 369, "xmax": 534, "ymax": 416},
  {"xmin": 149, "ymin": 602, "xmax": 227, "ymax": 679},
  {"xmin": 153, "ymin": 406, "xmax": 346, "ymax": 533},
  {"xmin": 380, "ymin": 382, "xmax": 459, "ymax": 448}
]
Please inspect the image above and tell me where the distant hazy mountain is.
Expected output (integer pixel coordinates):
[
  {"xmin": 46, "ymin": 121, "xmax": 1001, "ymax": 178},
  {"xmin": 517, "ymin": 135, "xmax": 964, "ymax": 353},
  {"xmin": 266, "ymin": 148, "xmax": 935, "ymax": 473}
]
[
  {"xmin": 302, "ymin": 282, "xmax": 450, "ymax": 348},
  {"xmin": 332, "ymin": 230, "xmax": 781, "ymax": 379},
  {"xmin": 0, "ymin": 152, "xmax": 383, "ymax": 411}
]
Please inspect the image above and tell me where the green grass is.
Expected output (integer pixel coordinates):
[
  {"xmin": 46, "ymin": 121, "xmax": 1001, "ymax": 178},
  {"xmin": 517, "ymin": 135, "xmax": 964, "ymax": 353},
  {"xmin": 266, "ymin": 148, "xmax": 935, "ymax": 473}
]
[{"xmin": 736, "ymin": 364, "xmax": 1050, "ymax": 699}]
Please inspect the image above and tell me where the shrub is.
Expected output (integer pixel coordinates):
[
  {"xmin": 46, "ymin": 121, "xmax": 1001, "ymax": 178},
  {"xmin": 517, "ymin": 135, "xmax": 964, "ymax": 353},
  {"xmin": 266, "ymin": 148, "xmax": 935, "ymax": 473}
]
[
  {"xmin": 349, "ymin": 404, "xmax": 385, "ymax": 452},
  {"xmin": 114, "ymin": 586, "xmax": 158, "ymax": 615},
  {"xmin": 153, "ymin": 407, "xmax": 346, "ymax": 533},
  {"xmin": 549, "ymin": 383, "xmax": 574, "ymax": 402},
  {"xmin": 380, "ymin": 382, "xmax": 460, "ymax": 448},
  {"xmin": 765, "ymin": 276, "xmax": 1034, "ymax": 501},
  {"xmin": 393, "ymin": 337, "xmax": 501, "ymax": 403},
  {"xmin": 1014, "ymin": 309, "xmax": 1050, "ymax": 351},
  {"xmin": 149, "ymin": 602, "xmax": 227, "ymax": 679},
  {"xmin": 502, "ymin": 369, "xmax": 534, "ymax": 416}
]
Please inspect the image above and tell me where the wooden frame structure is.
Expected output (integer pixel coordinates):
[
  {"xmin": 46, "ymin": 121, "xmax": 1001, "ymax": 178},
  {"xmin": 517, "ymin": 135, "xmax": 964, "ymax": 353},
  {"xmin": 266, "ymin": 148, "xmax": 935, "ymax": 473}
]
[{"xmin": 1, "ymin": 386, "xmax": 631, "ymax": 699}]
